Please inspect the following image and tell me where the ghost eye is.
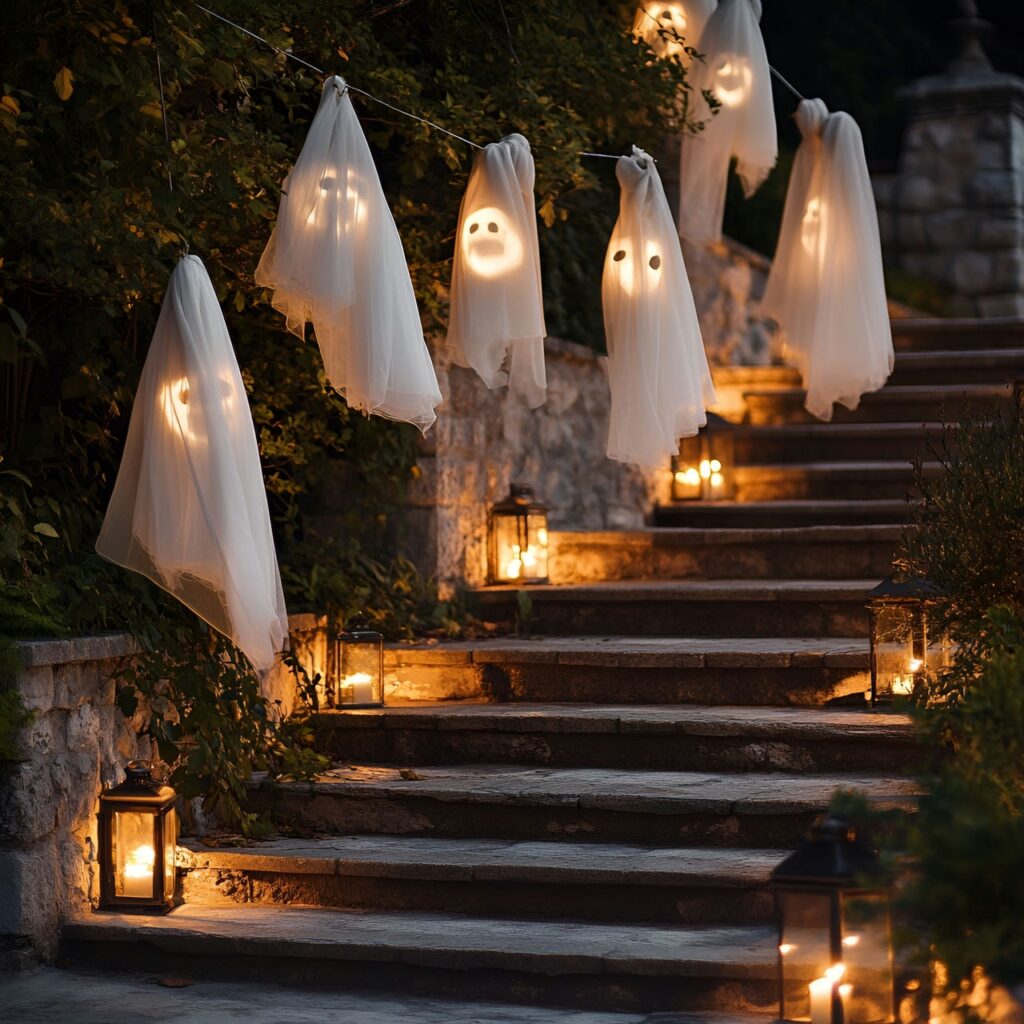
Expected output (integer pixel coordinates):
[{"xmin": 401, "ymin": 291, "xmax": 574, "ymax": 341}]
[
  {"xmin": 613, "ymin": 250, "xmax": 626, "ymax": 262},
  {"xmin": 649, "ymin": 254, "xmax": 662, "ymax": 270},
  {"xmin": 487, "ymin": 222, "xmax": 499, "ymax": 233},
  {"xmin": 320, "ymin": 175, "xmax": 335, "ymax": 190},
  {"xmin": 468, "ymin": 222, "xmax": 480, "ymax": 234}
]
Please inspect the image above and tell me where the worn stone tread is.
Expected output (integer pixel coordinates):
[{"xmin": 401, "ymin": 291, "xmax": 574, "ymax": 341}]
[
  {"xmin": 280, "ymin": 764, "xmax": 918, "ymax": 815},
  {"xmin": 181, "ymin": 835, "xmax": 785, "ymax": 887},
  {"xmin": 64, "ymin": 906, "xmax": 779, "ymax": 979},
  {"xmin": 473, "ymin": 579, "xmax": 878, "ymax": 601},
  {"xmin": 743, "ymin": 382, "xmax": 1013, "ymax": 401},
  {"xmin": 552, "ymin": 524, "xmax": 904, "ymax": 545},
  {"xmin": 894, "ymin": 346, "xmax": 1024, "ymax": 368},
  {"xmin": 324, "ymin": 702, "xmax": 911, "ymax": 740},
  {"xmin": 387, "ymin": 636, "xmax": 871, "ymax": 670},
  {"xmin": 734, "ymin": 460, "xmax": 938, "ymax": 476}
]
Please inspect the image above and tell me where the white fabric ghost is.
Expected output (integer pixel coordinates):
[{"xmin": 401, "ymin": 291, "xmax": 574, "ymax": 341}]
[
  {"xmin": 447, "ymin": 133, "xmax": 547, "ymax": 408},
  {"xmin": 761, "ymin": 99, "xmax": 894, "ymax": 421},
  {"xmin": 256, "ymin": 76, "xmax": 442, "ymax": 432},
  {"xmin": 603, "ymin": 147, "xmax": 717, "ymax": 469},
  {"xmin": 678, "ymin": 0, "xmax": 777, "ymax": 243},
  {"xmin": 632, "ymin": 0, "xmax": 717, "ymax": 61},
  {"xmin": 96, "ymin": 255, "xmax": 289, "ymax": 678}
]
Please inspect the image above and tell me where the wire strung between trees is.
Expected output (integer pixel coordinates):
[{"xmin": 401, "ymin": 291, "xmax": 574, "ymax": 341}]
[{"xmin": 193, "ymin": 2, "xmax": 483, "ymax": 148}]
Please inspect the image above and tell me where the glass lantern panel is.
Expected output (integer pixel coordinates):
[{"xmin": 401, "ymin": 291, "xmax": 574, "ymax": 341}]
[
  {"xmin": 493, "ymin": 512, "xmax": 548, "ymax": 582},
  {"xmin": 112, "ymin": 810, "xmax": 156, "ymax": 899},
  {"xmin": 524, "ymin": 512, "xmax": 549, "ymax": 580},
  {"xmin": 674, "ymin": 436, "xmax": 704, "ymax": 500},
  {"xmin": 163, "ymin": 807, "xmax": 177, "ymax": 901},
  {"xmin": 840, "ymin": 892, "xmax": 894, "ymax": 1024},
  {"xmin": 779, "ymin": 889, "xmax": 835, "ymax": 1021},
  {"xmin": 872, "ymin": 604, "xmax": 922, "ymax": 699},
  {"xmin": 705, "ymin": 436, "xmax": 732, "ymax": 499},
  {"xmin": 337, "ymin": 640, "xmax": 383, "ymax": 705}
]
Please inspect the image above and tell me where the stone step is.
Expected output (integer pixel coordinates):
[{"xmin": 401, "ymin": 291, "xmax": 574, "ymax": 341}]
[
  {"xmin": 731, "ymin": 422, "xmax": 945, "ymax": 464},
  {"xmin": 250, "ymin": 763, "xmax": 917, "ymax": 847},
  {"xmin": 317, "ymin": 703, "xmax": 913, "ymax": 772},
  {"xmin": 891, "ymin": 316, "xmax": 1024, "ymax": 352},
  {"xmin": 653, "ymin": 499, "xmax": 909, "ymax": 529},
  {"xmin": 179, "ymin": 835, "xmax": 785, "ymax": 925},
  {"xmin": 471, "ymin": 580, "xmax": 876, "ymax": 638},
  {"xmin": 732, "ymin": 461, "xmax": 938, "ymax": 502},
  {"xmin": 387, "ymin": 637, "xmax": 871, "ymax": 707},
  {"xmin": 61, "ymin": 906, "xmax": 781, "ymax": 1013},
  {"xmin": 742, "ymin": 382, "xmax": 1013, "ymax": 426},
  {"xmin": 549, "ymin": 526, "xmax": 900, "ymax": 583},
  {"xmin": 889, "ymin": 347, "xmax": 1024, "ymax": 385}
]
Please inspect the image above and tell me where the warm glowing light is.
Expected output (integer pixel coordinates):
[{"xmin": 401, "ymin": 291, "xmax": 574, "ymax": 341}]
[
  {"xmin": 710, "ymin": 472, "xmax": 724, "ymax": 488},
  {"xmin": 125, "ymin": 844, "xmax": 155, "ymax": 877},
  {"xmin": 801, "ymin": 195, "xmax": 825, "ymax": 255},
  {"xmin": 537, "ymin": 527, "xmax": 549, "ymax": 546},
  {"xmin": 338, "ymin": 671, "xmax": 376, "ymax": 704},
  {"xmin": 699, "ymin": 459, "xmax": 712, "ymax": 479},
  {"xmin": 463, "ymin": 206, "xmax": 524, "ymax": 279},
  {"xmin": 779, "ymin": 943, "xmax": 795, "ymax": 955},
  {"xmin": 842, "ymin": 935, "xmax": 861, "ymax": 948},
  {"xmin": 634, "ymin": 2, "xmax": 689, "ymax": 59},
  {"xmin": 908, "ymin": 658, "xmax": 923, "ymax": 673},
  {"xmin": 710, "ymin": 459, "xmax": 722, "ymax": 472},
  {"xmin": 676, "ymin": 467, "xmax": 701, "ymax": 487},
  {"xmin": 610, "ymin": 239, "xmax": 664, "ymax": 297},
  {"xmin": 159, "ymin": 375, "xmax": 235, "ymax": 441},
  {"xmin": 809, "ymin": 965, "xmax": 849, "ymax": 1024},
  {"xmin": 304, "ymin": 167, "xmax": 366, "ymax": 233},
  {"xmin": 712, "ymin": 56, "xmax": 753, "ymax": 108}
]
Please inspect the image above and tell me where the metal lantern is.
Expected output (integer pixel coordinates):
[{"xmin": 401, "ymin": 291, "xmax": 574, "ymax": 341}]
[
  {"xmin": 97, "ymin": 761, "xmax": 177, "ymax": 914},
  {"xmin": 672, "ymin": 413, "xmax": 736, "ymax": 501},
  {"xmin": 487, "ymin": 484, "xmax": 550, "ymax": 585},
  {"xmin": 333, "ymin": 613, "xmax": 384, "ymax": 707},
  {"xmin": 772, "ymin": 815, "xmax": 895, "ymax": 1024},
  {"xmin": 866, "ymin": 576, "xmax": 947, "ymax": 707}
]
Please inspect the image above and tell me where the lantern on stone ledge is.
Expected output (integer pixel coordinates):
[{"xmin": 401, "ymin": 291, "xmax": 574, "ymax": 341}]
[
  {"xmin": 772, "ymin": 815, "xmax": 895, "ymax": 1024},
  {"xmin": 97, "ymin": 761, "xmax": 177, "ymax": 914},
  {"xmin": 488, "ymin": 484, "xmax": 549, "ymax": 585},
  {"xmin": 333, "ymin": 613, "xmax": 385, "ymax": 708},
  {"xmin": 672, "ymin": 413, "xmax": 736, "ymax": 501},
  {"xmin": 866, "ymin": 576, "xmax": 948, "ymax": 707}
]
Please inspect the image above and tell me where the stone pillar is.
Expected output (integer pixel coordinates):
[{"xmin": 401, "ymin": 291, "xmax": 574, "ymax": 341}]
[{"xmin": 874, "ymin": 1, "xmax": 1024, "ymax": 317}]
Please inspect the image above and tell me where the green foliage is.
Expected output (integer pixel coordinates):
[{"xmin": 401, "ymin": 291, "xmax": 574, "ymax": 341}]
[{"xmin": 0, "ymin": 1, "xmax": 691, "ymax": 824}]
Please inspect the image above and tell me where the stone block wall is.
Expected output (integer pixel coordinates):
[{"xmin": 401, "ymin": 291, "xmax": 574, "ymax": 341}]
[{"xmin": 0, "ymin": 615, "xmax": 324, "ymax": 968}]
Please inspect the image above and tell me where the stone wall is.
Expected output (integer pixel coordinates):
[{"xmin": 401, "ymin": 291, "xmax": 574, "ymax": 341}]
[
  {"xmin": 873, "ymin": 25, "xmax": 1024, "ymax": 316},
  {"xmin": 0, "ymin": 615, "xmax": 324, "ymax": 969}
]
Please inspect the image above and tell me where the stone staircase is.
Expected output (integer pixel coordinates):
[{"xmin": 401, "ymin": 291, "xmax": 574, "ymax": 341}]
[{"xmin": 62, "ymin": 317, "xmax": 1024, "ymax": 1017}]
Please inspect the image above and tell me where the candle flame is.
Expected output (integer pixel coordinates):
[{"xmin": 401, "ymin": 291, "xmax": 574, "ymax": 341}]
[{"xmin": 124, "ymin": 843, "xmax": 156, "ymax": 879}]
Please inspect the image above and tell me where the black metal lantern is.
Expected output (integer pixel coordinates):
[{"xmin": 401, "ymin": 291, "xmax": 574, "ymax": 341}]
[
  {"xmin": 333, "ymin": 613, "xmax": 384, "ymax": 707},
  {"xmin": 97, "ymin": 761, "xmax": 177, "ymax": 914},
  {"xmin": 672, "ymin": 413, "xmax": 736, "ymax": 501},
  {"xmin": 487, "ymin": 484, "xmax": 550, "ymax": 585},
  {"xmin": 866, "ymin": 576, "xmax": 947, "ymax": 707},
  {"xmin": 772, "ymin": 815, "xmax": 895, "ymax": 1024}
]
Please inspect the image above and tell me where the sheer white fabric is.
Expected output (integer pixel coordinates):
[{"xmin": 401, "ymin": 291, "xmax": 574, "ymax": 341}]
[
  {"xmin": 761, "ymin": 99, "xmax": 893, "ymax": 421},
  {"xmin": 447, "ymin": 133, "xmax": 547, "ymax": 408},
  {"xmin": 604, "ymin": 147, "xmax": 717, "ymax": 469},
  {"xmin": 256, "ymin": 76, "xmax": 442, "ymax": 431},
  {"xmin": 678, "ymin": 0, "xmax": 776, "ymax": 243},
  {"xmin": 632, "ymin": 0, "xmax": 717, "ymax": 61},
  {"xmin": 96, "ymin": 256, "xmax": 289, "ymax": 678}
]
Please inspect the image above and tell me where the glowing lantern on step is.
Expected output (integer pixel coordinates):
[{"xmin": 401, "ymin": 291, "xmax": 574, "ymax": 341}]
[
  {"xmin": 97, "ymin": 761, "xmax": 177, "ymax": 914},
  {"xmin": 488, "ymin": 484, "xmax": 550, "ymax": 585},
  {"xmin": 671, "ymin": 412, "xmax": 735, "ymax": 501},
  {"xmin": 866, "ymin": 576, "xmax": 948, "ymax": 707},
  {"xmin": 772, "ymin": 815, "xmax": 895, "ymax": 1024},
  {"xmin": 333, "ymin": 613, "xmax": 385, "ymax": 707}
]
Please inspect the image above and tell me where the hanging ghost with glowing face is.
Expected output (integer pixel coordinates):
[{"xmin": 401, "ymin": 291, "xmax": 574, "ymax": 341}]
[
  {"xmin": 632, "ymin": 0, "xmax": 717, "ymax": 61},
  {"xmin": 256, "ymin": 76, "xmax": 442, "ymax": 432},
  {"xmin": 678, "ymin": 0, "xmax": 776, "ymax": 243},
  {"xmin": 447, "ymin": 134, "xmax": 547, "ymax": 408},
  {"xmin": 96, "ymin": 256, "xmax": 289, "ymax": 679},
  {"xmin": 761, "ymin": 99, "xmax": 893, "ymax": 421},
  {"xmin": 603, "ymin": 148, "xmax": 717, "ymax": 469}
]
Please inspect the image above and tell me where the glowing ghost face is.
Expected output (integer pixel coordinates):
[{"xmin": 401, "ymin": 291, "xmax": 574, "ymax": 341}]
[
  {"xmin": 711, "ymin": 56, "xmax": 753, "ymax": 108},
  {"xmin": 160, "ymin": 375, "xmax": 236, "ymax": 442},
  {"xmin": 800, "ymin": 195, "xmax": 827, "ymax": 256},
  {"xmin": 609, "ymin": 239, "xmax": 664, "ymax": 297},
  {"xmin": 304, "ymin": 166, "xmax": 366, "ymax": 235},
  {"xmin": 462, "ymin": 206, "xmax": 524, "ymax": 279},
  {"xmin": 635, "ymin": 2, "xmax": 689, "ymax": 59}
]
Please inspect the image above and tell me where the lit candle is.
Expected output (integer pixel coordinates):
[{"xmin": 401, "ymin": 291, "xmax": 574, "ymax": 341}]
[
  {"xmin": 341, "ymin": 672, "xmax": 376, "ymax": 704},
  {"xmin": 121, "ymin": 844, "xmax": 155, "ymax": 898},
  {"xmin": 810, "ymin": 964, "xmax": 847, "ymax": 1024}
]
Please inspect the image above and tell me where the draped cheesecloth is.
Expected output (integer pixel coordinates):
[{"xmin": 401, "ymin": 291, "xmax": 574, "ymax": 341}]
[
  {"xmin": 632, "ymin": 0, "xmax": 717, "ymax": 61},
  {"xmin": 256, "ymin": 76, "xmax": 442, "ymax": 431},
  {"xmin": 447, "ymin": 133, "xmax": 547, "ymax": 408},
  {"xmin": 96, "ymin": 256, "xmax": 289, "ymax": 678},
  {"xmin": 604, "ymin": 147, "xmax": 717, "ymax": 469},
  {"xmin": 761, "ymin": 99, "xmax": 893, "ymax": 421},
  {"xmin": 678, "ymin": 0, "xmax": 776, "ymax": 243}
]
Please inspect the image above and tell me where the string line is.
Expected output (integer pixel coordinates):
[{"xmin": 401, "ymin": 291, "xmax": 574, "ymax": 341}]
[
  {"xmin": 193, "ymin": 2, "xmax": 482, "ymax": 148},
  {"xmin": 153, "ymin": 15, "xmax": 174, "ymax": 191}
]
